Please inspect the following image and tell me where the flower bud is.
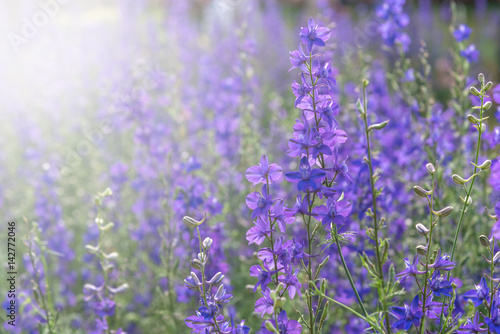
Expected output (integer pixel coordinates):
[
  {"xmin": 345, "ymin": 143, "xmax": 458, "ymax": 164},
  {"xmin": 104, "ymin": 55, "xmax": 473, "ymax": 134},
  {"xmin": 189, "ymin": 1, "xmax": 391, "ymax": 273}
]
[
  {"xmin": 452, "ymin": 174, "xmax": 467, "ymax": 185},
  {"xmin": 416, "ymin": 245, "xmax": 428, "ymax": 255},
  {"xmin": 470, "ymin": 86, "xmax": 481, "ymax": 96},
  {"xmin": 467, "ymin": 114, "xmax": 480, "ymax": 124},
  {"xmin": 483, "ymin": 101, "xmax": 492, "ymax": 111},
  {"xmin": 107, "ymin": 283, "xmax": 129, "ymax": 294},
  {"xmin": 190, "ymin": 272, "xmax": 202, "ymax": 286},
  {"xmin": 484, "ymin": 81, "xmax": 493, "ymax": 91},
  {"xmin": 197, "ymin": 252, "xmax": 208, "ymax": 263},
  {"xmin": 191, "ymin": 259, "xmax": 204, "ymax": 270},
  {"xmin": 202, "ymin": 237, "xmax": 213, "ymax": 250},
  {"xmin": 433, "ymin": 206, "xmax": 454, "ymax": 218},
  {"xmin": 103, "ymin": 252, "xmax": 119, "ymax": 260},
  {"xmin": 265, "ymin": 321, "xmax": 278, "ymax": 332},
  {"xmin": 426, "ymin": 163, "xmax": 436, "ymax": 175},
  {"xmin": 214, "ymin": 284, "xmax": 226, "ymax": 301},
  {"xmin": 368, "ymin": 120, "xmax": 390, "ymax": 132},
  {"xmin": 494, "ymin": 252, "xmax": 500, "ymax": 265},
  {"xmin": 183, "ymin": 212, "xmax": 207, "ymax": 228},
  {"xmin": 479, "ymin": 235, "xmax": 490, "ymax": 248},
  {"xmin": 472, "ymin": 159, "xmax": 492, "ymax": 170},
  {"xmin": 478, "ymin": 73, "xmax": 485, "ymax": 84},
  {"xmin": 275, "ymin": 297, "xmax": 286, "ymax": 309},
  {"xmin": 413, "ymin": 185, "xmax": 433, "ymax": 197},
  {"xmin": 85, "ymin": 244, "xmax": 100, "ymax": 254},
  {"xmin": 206, "ymin": 272, "xmax": 224, "ymax": 285},
  {"xmin": 415, "ymin": 223, "xmax": 430, "ymax": 236}
]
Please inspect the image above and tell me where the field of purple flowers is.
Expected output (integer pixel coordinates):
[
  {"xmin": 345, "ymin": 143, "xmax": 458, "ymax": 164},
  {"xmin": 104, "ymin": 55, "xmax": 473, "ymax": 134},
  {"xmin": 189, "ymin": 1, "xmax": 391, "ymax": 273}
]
[{"xmin": 1, "ymin": 0, "xmax": 500, "ymax": 333}]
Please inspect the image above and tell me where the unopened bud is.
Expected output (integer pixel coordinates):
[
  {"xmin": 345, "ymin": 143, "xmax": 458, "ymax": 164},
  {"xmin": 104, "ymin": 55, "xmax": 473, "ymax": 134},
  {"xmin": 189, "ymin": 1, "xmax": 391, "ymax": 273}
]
[
  {"xmin": 433, "ymin": 206, "xmax": 454, "ymax": 218},
  {"xmin": 494, "ymin": 252, "xmax": 500, "ymax": 265},
  {"xmin": 207, "ymin": 272, "xmax": 224, "ymax": 285},
  {"xmin": 484, "ymin": 81, "xmax": 493, "ymax": 91},
  {"xmin": 479, "ymin": 235, "xmax": 491, "ymax": 248},
  {"xmin": 472, "ymin": 159, "xmax": 492, "ymax": 170},
  {"xmin": 467, "ymin": 114, "xmax": 480, "ymax": 124},
  {"xmin": 183, "ymin": 212, "xmax": 207, "ymax": 228},
  {"xmin": 478, "ymin": 73, "xmax": 485, "ymax": 84},
  {"xmin": 416, "ymin": 245, "xmax": 428, "ymax": 255},
  {"xmin": 265, "ymin": 321, "xmax": 278, "ymax": 332},
  {"xmin": 275, "ymin": 297, "xmax": 286, "ymax": 309},
  {"xmin": 426, "ymin": 163, "xmax": 436, "ymax": 175},
  {"xmin": 470, "ymin": 86, "xmax": 481, "ymax": 96},
  {"xmin": 484, "ymin": 101, "xmax": 493, "ymax": 110},
  {"xmin": 413, "ymin": 185, "xmax": 433, "ymax": 197},
  {"xmin": 415, "ymin": 223, "xmax": 430, "ymax": 236},
  {"xmin": 202, "ymin": 237, "xmax": 213, "ymax": 250},
  {"xmin": 452, "ymin": 174, "xmax": 467, "ymax": 185},
  {"xmin": 191, "ymin": 259, "xmax": 204, "ymax": 270},
  {"xmin": 368, "ymin": 120, "xmax": 390, "ymax": 132}
]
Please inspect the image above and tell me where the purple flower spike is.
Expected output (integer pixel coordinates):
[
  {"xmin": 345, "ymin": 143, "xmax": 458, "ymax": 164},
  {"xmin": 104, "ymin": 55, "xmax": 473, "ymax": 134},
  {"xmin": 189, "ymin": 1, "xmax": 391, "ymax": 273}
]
[
  {"xmin": 299, "ymin": 17, "xmax": 331, "ymax": 52},
  {"xmin": 285, "ymin": 157, "xmax": 326, "ymax": 192},
  {"xmin": 391, "ymin": 295, "xmax": 423, "ymax": 331},
  {"xmin": 245, "ymin": 155, "xmax": 283, "ymax": 186},
  {"xmin": 463, "ymin": 277, "xmax": 490, "ymax": 307},
  {"xmin": 395, "ymin": 254, "xmax": 426, "ymax": 284}
]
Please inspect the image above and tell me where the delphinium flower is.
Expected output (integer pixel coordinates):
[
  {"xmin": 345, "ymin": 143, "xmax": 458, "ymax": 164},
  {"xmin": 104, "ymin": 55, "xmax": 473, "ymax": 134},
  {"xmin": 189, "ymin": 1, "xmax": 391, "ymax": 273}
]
[
  {"xmin": 376, "ymin": 0, "xmax": 411, "ymax": 52},
  {"xmin": 463, "ymin": 277, "xmax": 490, "ymax": 307},
  {"xmin": 391, "ymin": 295, "xmax": 423, "ymax": 331},
  {"xmin": 452, "ymin": 23, "xmax": 479, "ymax": 63},
  {"xmin": 459, "ymin": 312, "xmax": 487, "ymax": 333},
  {"xmin": 84, "ymin": 189, "xmax": 128, "ymax": 334},
  {"xmin": 183, "ymin": 214, "xmax": 249, "ymax": 334},
  {"xmin": 245, "ymin": 17, "xmax": 360, "ymax": 334}
]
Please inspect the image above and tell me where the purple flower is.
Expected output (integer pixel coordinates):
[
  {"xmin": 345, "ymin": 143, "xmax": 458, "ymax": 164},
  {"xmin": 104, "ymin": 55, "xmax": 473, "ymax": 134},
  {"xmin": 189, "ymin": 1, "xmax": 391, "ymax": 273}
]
[
  {"xmin": 246, "ymin": 217, "xmax": 273, "ymax": 245},
  {"xmin": 94, "ymin": 298, "xmax": 116, "ymax": 317},
  {"xmin": 299, "ymin": 17, "xmax": 331, "ymax": 52},
  {"xmin": 460, "ymin": 44, "xmax": 480, "ymax": 63},
  {"xmin": 453, "ymin": 24, "xmax": 472, "ymax": 42},
  {"xmin": 314, "ymin": 62, "xmax": 337, "ymax": 92},
  {"xmin": 291, "ymin": 75, "xmax": 311, "ymax": 107},
  {"xmin": 485, "ymin": 302, "xmax": 500, "ymax": 334},
  {"xmin": 245, "ymin": 155, "xmax": 283, "ymax": 186},
  {"xmin": 395, "ymin": 254, "xmax": 426, "ymax": 284},
  {"xmin": 289, "ymin": 43, "xmax": 308, "ymax": 71},
  {"xmin": 391, "ymin": 295, "xmax": 423, "ymax": 331},
  {"xmin": 428, "ymin": 250, "xmax": 455, "ymax": 271},
  {"xmin": 285, "ymin": 157, "xmax": 326, "ymax": 192},
  {"xmin": 428, "ymin": 270, "xmax": 453, "ymax": 297},
  {"xmin": 249, "ymin": 263, "xmax": 276, "ymax": 292},
  {"xmin": 463, "ymin": 277, "xmax": 490, "ymax": 307},
  {"xmin": 254, "ymin": 290, "xmax": 274, "ymax": 317},
  {"xmin": 261, "ymin": 311, "xmax": 302, "ymax": 334},
  {"xmin": 246, "ymin": 185, "xmax": 273, "ymax": 219},
  {"xmin": 278, "ymin": 267, "xmax": 302, "ymax": 299},
  {"xmin": 459, "ymin": 312, "xmax": 487, "ymax": 333},
  {"xmin": 313, "ymin": 198, "xmax": 352, "ymax": 226},
  {"xmin": 270, "ymin": 200, "xmax": 295, "ymax": 233},
  {"xmin": 493, "ymin": 84, "xmax": 500, "ymax": 104}
]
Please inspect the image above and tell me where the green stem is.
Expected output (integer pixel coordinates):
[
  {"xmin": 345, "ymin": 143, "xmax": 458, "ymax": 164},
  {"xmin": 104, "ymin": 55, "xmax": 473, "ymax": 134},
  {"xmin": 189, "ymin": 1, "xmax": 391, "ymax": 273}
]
[{"xmin": 361, "ymin": 81, "xmax": 392, "ymax": 334}]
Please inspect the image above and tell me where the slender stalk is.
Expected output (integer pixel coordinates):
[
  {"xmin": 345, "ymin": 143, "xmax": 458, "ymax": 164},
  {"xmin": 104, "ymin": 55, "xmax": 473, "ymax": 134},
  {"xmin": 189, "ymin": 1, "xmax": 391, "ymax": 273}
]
[
  {"xmin": 419, "ymin": 174, "xmax": 435, "ymax": 333},
  {"xmin": 448, "ymin": 92, "xmax": 484, "ymax": 267},
  {"xmin": 333, "ymin": 225, "xmax": 370, "ymax": 321},
  {"xmin": 196, "ymin": 227, "xmax": 222, "ymax": 333},
  {"xmin": 360, "ymin": 81, "xmax": 392, "ymax": 334}
]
